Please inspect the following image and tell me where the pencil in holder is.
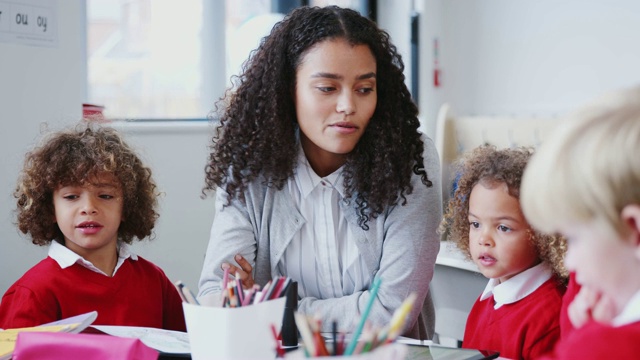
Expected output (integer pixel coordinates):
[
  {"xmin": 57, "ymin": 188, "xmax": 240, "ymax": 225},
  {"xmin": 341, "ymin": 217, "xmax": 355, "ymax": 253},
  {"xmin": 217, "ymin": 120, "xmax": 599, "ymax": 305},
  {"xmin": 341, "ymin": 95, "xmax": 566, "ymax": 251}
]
[{"xmin": 281, "ymin": 281, "xmax": 299, "ymax": 348}]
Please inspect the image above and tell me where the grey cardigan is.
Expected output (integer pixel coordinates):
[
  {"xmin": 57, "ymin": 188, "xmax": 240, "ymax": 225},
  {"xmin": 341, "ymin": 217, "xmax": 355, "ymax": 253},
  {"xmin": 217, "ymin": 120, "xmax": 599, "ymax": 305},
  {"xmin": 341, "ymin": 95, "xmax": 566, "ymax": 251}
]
[{"xmin": 198, "ymin": 135, "xmax": 442, "ymax": 339}]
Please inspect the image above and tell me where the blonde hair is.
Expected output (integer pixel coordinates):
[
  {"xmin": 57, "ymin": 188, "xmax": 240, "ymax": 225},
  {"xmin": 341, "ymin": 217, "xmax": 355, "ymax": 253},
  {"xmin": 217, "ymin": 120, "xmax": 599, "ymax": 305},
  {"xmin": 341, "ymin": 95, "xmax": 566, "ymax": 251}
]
[
  {"xmin": 440, "ymin": 145, "xmax": 567, "ymax": 280},
  {"xmin": 521, "ymin": 86, "xmax": 640, "ymax": 240}
]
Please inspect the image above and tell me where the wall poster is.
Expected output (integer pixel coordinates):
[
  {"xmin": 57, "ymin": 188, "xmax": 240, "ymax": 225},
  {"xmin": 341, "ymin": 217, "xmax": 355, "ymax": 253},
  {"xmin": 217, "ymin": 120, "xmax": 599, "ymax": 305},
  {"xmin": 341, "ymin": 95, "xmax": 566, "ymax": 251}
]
[{"xmin": 0, "ymin": 0, "xmax": 57, "ymax": 48}]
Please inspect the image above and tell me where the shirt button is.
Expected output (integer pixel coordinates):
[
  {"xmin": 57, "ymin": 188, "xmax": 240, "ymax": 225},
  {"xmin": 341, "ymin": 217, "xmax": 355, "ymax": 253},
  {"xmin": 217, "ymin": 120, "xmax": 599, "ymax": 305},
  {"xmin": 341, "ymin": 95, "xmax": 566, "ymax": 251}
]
[{"xmin": 321, "ymin": 181, "xmax": 326, "ymax": 186}]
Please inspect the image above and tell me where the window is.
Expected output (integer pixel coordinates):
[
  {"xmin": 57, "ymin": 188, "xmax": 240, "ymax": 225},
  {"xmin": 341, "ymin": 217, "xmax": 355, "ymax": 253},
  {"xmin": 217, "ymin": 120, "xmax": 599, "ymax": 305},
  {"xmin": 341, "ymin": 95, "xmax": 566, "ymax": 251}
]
[{"xmin": 86, "ymin": 0, "xmax": 372, "ymax": 120}]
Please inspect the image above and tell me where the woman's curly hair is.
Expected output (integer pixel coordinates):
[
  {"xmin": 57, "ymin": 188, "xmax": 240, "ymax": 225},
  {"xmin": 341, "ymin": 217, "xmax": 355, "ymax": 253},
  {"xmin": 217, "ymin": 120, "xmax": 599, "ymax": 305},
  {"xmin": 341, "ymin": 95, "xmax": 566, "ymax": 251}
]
[
  {"xmin": 15, "ymin": 122, "xmax": 159, "ymax": 245},
  {"xmin": 204, "ymin": 5, "xmax": 431, "ymax": 230},
  {"xmin": 439, "ymin": 145, "xmax": 568, "ymax": 280}
]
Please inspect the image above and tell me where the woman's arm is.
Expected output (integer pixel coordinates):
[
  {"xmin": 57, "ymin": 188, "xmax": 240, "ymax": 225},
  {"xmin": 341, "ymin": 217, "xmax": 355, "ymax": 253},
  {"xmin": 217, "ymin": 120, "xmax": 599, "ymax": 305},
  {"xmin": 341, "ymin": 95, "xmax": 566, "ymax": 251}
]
[{"xmin": 197, "ymin": 190, "xmax": 258, "ymax": 305}]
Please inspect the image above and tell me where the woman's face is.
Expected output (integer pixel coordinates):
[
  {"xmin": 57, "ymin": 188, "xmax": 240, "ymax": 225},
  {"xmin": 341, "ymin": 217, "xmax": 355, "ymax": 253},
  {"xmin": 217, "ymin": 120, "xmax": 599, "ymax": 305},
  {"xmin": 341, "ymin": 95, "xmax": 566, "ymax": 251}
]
[{"xmin": 294, "ymin": 38, "xmax": 377, "ymax": 177}]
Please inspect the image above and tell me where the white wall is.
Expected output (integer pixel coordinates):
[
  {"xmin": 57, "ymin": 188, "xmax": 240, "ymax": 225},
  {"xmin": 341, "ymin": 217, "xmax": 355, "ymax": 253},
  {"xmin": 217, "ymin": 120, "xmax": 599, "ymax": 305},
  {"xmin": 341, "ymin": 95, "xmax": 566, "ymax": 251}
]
[
  {"xmin": 376, "ymin": 0, "xmax": 412, "ymax": 97},
  {"xmin": 377, "ymin": 0, "xmax": 442, "ymax": 138},
  {"xmin": 415, "ymin": 0, "xmax": 640, "ymax": 343},
  {"xmin": 0, "ymin": 0, "xmax": 85, "ymax": 295},
  {"xmin": 417, "ymin": 0, "xmax": 446, "ymax": 138},
  {"xmin": 108, "ymin": 122, "xmax": 215, "ymax": 291},
  {"xmin": 3, "ymin": 0, "xmax": 640, "ymax": 296},
  {"xmin": 436, "ymin": 0, "xmax": 640, "ymax": 119},
  {"xmin": 0, "ymin": 0, "xmax": 213, "ymax": 295}
]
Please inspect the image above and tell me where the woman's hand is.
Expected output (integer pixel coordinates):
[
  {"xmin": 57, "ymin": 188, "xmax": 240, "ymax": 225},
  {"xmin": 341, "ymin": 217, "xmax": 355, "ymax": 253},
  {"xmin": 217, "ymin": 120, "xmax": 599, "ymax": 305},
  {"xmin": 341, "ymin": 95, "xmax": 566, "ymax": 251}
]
[
  {"xmin": 221, "ymin": 254, "xmax": 255, "ymax": 288},
  {"xmin": 568, "ymin": 286, "xmax": 617, "ymax": 328}
]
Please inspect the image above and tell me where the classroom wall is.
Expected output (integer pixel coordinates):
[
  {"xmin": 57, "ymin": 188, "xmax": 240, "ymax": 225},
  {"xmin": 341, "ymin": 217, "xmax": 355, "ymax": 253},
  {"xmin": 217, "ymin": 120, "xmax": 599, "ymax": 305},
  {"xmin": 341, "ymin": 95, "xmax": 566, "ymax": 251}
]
[
  {"xmin": 108, "ymin": 122, "xmax": 216, "ymax": 292},
  {"xmin": 0, "ymin": 0, "xmax": 85, "ymax": 295},
  {"xmin": 2, "ymin": 0, "xmax": 640, "ymax": 297},
  {"xmin": 0, "ymin": 0, "xmax": 213, "ymax": 295},
  {"xmin": 376, "ymin": 0, "xmax": 412, "ymax": 106},
  {"xmin": 434, "ymin": 0, "xmax": 640, "ymax": 119},
  {"xmin": 381, "ymin": 0, "xmax": 640, "ymax": 139},
  {"xmin": 416, "ymin": 0, "xmax": 446, "ymax": 138},
  {"xmin": 376, "ymin": 0, "xmax": 441, "ymax": 139},
  {"xmin": 416, "ymin": 0, "xmax": 640, "ymax": 342}
]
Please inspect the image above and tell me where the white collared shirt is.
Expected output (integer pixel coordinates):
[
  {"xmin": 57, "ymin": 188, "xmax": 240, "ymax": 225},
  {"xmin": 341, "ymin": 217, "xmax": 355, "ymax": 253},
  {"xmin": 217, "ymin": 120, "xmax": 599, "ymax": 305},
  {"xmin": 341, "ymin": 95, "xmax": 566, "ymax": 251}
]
[
  {"xmin": 480, "ymin": 262, "xmax": 553, "ymax": 310},
  {"xmin": 277, "ymin": 148, "xmax": 369, "ymax": 299},
  {"xmin": 612, "ymin": 290, "xmax": 640, "ymax": 327},
  {"xmin": 48, "ymin": 240, "xmax": 138, "ymax": 277}
]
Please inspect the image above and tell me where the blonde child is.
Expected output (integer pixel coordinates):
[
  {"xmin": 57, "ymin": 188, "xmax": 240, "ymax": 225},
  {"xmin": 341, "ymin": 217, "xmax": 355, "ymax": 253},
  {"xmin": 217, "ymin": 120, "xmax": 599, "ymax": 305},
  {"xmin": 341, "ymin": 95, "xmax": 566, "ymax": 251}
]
[
  {"xmin": 521, "ymin": 87, "xmax": 640, "ymax": 359},
  {"xmin": 0, "ymin": 123, "xmax": 186, "ymax": 331},
  {"xmin": 440, "ymin": 145, "xmax": 567, "ymax": 359}
]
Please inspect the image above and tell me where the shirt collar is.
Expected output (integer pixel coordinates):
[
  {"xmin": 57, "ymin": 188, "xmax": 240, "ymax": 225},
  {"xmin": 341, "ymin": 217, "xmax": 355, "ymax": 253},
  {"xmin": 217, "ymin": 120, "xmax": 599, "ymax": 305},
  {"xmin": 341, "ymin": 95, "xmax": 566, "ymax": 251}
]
[
  {"xmin": 480, "ymin": 262, "xmax": 553, "ymax": 309},
  {"xmin": 295, "ymin": 142, "xmax": 345, "ymax": 199},
  {"xmin": 613, "ymin": 290, "xmax": 640, "ymax": 327},
  {"xmin": 48, "ymin": 241, "xmax": 138, "ymax": 276}
]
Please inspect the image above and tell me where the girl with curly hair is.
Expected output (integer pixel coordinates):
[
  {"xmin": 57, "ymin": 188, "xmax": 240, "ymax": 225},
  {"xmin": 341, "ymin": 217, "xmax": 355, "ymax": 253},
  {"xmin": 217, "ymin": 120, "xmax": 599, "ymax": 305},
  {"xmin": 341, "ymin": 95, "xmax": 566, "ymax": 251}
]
[
  {"xmin": 440, "ymin": 145, "xmax": 567, "ymax": 359},
  {"xmin": 198, "ymin": 6, "xmax": 442, "ymax": 338},
  {"xmin": 0, "ymin": 123, "xmax": 186, "ymax": 331}
]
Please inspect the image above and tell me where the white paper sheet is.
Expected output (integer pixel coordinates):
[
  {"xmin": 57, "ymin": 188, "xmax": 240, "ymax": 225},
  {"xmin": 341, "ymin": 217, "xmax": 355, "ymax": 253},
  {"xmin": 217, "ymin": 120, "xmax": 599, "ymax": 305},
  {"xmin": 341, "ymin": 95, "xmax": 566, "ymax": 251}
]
[
  {"xmin": 91, "ymin": 325, "xmax": 190, "ymax": 354},
  {"xmin": 284, "ymin": 342, "xmax": 408, "ymax": 359},
  {"xmin": 41, "ymin": 311, "xmax": 98, "ymax": 334}
]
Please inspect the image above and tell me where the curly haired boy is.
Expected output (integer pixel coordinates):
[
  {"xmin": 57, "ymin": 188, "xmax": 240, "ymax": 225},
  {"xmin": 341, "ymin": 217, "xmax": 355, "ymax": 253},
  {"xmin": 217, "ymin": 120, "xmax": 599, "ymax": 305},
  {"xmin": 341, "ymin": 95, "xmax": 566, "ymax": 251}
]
[{"xmin": 0, "ymin": 123, "xmax": 185, "ymax": 331}]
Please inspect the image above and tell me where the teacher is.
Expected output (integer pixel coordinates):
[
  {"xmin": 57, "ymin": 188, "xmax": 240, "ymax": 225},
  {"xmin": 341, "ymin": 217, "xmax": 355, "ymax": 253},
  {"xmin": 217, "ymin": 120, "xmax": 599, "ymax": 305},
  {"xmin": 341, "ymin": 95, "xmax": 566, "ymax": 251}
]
[{"xmin": 197, "ymin": 5, "xmax": 442, "ymax": 339}]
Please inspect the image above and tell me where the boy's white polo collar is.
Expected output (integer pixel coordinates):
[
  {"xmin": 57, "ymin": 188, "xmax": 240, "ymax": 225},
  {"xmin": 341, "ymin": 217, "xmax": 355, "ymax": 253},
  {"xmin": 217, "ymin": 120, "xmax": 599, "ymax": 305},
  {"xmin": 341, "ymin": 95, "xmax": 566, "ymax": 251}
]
[
  {"xmin": 48, "ymin": 240, "xmax": 138, "ymax": 276},
  {"xmin": 480, "ymin": 262, "xmax": 553, "ymax": 309},
  {"xmin": 613, "ymin": 290, "xmax": 640, "ymax": 327}
]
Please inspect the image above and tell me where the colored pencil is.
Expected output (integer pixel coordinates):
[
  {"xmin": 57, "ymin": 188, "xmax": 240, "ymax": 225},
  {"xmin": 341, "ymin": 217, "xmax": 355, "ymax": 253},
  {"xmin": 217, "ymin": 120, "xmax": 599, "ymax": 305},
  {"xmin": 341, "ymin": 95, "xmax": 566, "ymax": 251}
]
[{"xmin": 344, "ymin": 276, "xmax": 382, "ymax": 356}]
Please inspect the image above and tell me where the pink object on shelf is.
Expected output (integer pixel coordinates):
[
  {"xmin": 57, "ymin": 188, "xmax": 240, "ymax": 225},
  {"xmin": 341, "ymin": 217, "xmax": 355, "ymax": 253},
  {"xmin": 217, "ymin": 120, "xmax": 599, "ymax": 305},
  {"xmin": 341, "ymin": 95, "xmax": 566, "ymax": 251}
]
[{"xmin": 82, "ymin": 103, "xmax": 106, "ymax": 122}]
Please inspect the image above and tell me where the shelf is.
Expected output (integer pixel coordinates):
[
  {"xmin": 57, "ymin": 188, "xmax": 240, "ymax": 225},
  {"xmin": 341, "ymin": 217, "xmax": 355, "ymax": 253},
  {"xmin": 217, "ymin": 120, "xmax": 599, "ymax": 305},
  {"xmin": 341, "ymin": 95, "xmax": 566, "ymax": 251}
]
[{"xmin": 435, "ymin": 241, "xmax": 480, "ymax": 273}]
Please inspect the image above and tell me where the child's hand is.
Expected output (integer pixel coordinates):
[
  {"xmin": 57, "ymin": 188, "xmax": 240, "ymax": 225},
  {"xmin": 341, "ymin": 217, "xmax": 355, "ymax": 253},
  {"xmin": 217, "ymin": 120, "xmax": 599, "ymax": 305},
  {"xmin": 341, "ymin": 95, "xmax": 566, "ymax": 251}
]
[
  {"xmin": 568, "ymin": 286, "xmax": 617, "ymax": 328},
  {"xmin": 221, "ymin": 254, "xmax": 255, "ymax": 288}
]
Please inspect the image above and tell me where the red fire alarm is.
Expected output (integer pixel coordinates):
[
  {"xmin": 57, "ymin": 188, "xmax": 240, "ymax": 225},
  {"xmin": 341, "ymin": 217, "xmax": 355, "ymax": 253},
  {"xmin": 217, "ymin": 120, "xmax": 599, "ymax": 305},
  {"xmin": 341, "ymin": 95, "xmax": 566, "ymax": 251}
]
[{"xmin": 433, "ymin": 38, "xmax": 441, "ymax": 88}]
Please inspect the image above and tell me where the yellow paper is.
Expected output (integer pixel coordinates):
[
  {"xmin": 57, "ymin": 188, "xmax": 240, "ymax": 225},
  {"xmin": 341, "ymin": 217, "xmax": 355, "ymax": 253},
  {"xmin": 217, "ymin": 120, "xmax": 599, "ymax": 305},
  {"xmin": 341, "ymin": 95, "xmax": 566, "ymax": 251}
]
[{"xmin": 0, "ymin": 324, "xmax": 78, "ymax": 360}]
